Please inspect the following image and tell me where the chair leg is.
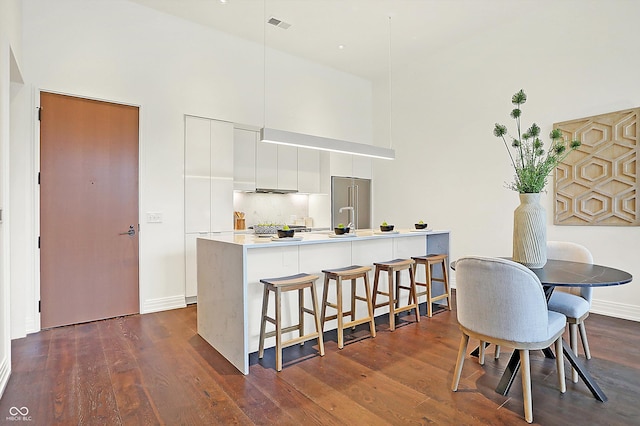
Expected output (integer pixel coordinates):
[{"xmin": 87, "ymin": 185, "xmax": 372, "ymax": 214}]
[
  {"xmin": 555, "ymin": 337, "xmax": 566, "ymax": 393},
  {"xmin": 494, "ymin": 344, "xmax": 501, "ymax": 359},
  {"xmin": 520, "ymin": 349, "xmax": 533, "ymax": 423},
  {"xmin": 479, "ymin": 341, "xmax": 486, "ymax": 365},
  {"xmin": 569, "ymin": 323, "xmax": 579, "ymax": 383},
  {"xmin": 578, "ymin": 322, "xmax": 591, "ymax": 359},
  {"xmin": 451, "ymin": 333, "xmax": 469, "ymax": 391}
]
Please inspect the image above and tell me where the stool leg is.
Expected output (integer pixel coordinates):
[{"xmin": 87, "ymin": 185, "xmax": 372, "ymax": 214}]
[
  {"xmin": 258, "ymin": 284, "xmax": 269, "ymax": 359},
  {"xmin": 298, "ymin": 288, "xmax": 305, "ymax": 345},
  {"xmin": 350, "ymin": 278, "xmax": 357, "ymax": 328},
  {"xmin": 395, "ymin": 270, "xmax": 401, "ymax": 310},
  {"xmin": 409, "ymin": 264, "xmax": 420, "ymax": 322},
  {"xmin": 275, "ymin": 287, "xmax": 283, "ymax": 371},
  {"xmin": 372, "ymin": 266, "xmax": 380, "ymax": 309},
  {"xmin": 320, "ymin": 275, "xmax": 330, "ymax": 327},
  {"xmin": 337, "ymin": 276, "xmax": 344, "ymax": 349},
  {"xmin": 426, "ymin": 262, "xmax": 433, "ymax": 318},
  {"xmin": 388, "ymin": 269, "xmax": 396, "ymax": 331},
  {"xmin": 441, "ymin": 260, "xmax": 451, "ymax": 311},
  {"xmin": 408, "ymin": 263, "xmax": 417, "ymax": 305},
  {"xmin": 309, "ymin": 281, "xmax": 325, "ymax": 356},
  {"xmin": 363, "ymin": 272, "xmax": 376, "ymax": 338}
]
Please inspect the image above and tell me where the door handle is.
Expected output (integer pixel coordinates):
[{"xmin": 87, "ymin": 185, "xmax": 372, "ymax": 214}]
[{"xmin": 119, "ymin": 225, "xmax": 136, "ymax": 237}]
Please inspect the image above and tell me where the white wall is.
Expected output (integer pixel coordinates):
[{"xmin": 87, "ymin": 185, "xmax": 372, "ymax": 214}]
[
  {"xmin": 10, "ymin": 0, "xmax": 372, "ymax": 337},
  {"xmin": 1, "ymin": 0, "xmax": 23, "ymax": 398},
  {"xmin": 373, "ymin": 0, "xmax": 640, "ymax": 320}
]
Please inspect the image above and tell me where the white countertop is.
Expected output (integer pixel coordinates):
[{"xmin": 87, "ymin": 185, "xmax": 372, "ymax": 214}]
[{"xmin": 202, "ymin": 229, "xmax": 449, "ymax": 248}]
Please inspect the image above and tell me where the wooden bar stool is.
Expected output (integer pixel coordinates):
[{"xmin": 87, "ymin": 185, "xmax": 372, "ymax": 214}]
[
  {"xmin": 258, "ymin": 273, "xmax": 325, "ymax": 372},
  {"xmin": 411, "ymin": 254, "xmax": 451, "ymax": 317},
  {"xmin": 320, "ymin": 265, "xmax": 376, "ymax": 349},
  {"xmin": 372, "ymin": 259, "xmax": 419, "ymax": 331}
]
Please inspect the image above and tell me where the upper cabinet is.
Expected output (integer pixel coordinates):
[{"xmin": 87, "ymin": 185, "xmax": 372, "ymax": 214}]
[
  {"xmin": 255, "ymin": 142, "xmax": 298, "ymax": 191},
  {"xmin": 185, "ymin": 116, "xmax": 234, "ymax": 233},
  {"xmin": 233, "ymin": 128, "xmax": 257, "ymax": 191},
  {"xmin": 297, "ymin": 148, "xmax": 321, "ymax": 193},
  {"xmin": 329, "ymin": 152, "xmax": 372, "ymax": 179}
]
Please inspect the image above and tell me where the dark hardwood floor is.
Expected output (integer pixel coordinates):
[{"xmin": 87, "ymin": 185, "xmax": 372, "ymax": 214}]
[{"xmin": 2, "ymin": 295, "xmax": 639, "ymax": 425}]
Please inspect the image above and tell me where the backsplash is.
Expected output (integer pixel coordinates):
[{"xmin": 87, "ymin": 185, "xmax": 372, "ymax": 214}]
[{"xmin": 233, "ymin": 192, "xmax": 310, "ymax": 227}]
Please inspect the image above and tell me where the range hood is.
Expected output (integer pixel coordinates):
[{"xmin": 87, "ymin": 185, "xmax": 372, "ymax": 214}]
[{"xmin": 254, "ymin": 188, "xmax": 298, "ymax": 194}]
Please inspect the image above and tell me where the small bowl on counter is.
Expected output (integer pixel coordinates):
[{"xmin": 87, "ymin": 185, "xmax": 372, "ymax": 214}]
[
  {"xmin": 334, "ymin": 227, "xmax": 350, "ymax": 235},
  {"xmin": 379, "ymin": 224, "xmax": 395, "ymax": 232},
  {"xmin": 277, "ymin": 228, "xmax": 295, "ymax": 238},
  {"xmin": 414, "ymin": 223, "xmax": 428, "ymax": 229}
]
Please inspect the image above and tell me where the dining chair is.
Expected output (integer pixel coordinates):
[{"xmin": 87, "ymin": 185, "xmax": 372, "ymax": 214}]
[
  {"xmin": 546, "ymin": 241, "xmax": 593, "ymax": 382},
  {"xmin": 451, "ymin": 256, "xmax": 566, "ymax": 424}
]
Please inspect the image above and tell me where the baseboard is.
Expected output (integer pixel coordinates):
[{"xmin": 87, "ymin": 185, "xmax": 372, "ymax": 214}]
[
  {"xmin": 0, "ymin": 355, "xmax": 11, "ymax": 399},
  {"xmin": 142, "ymin": 295, "xmax": 186, "ymax": 314},
  {"xmin": 185, "ymin": 296, "xmax": 197, "ymax": 305},
  {"xmin": 591, "ymin": 299, "xmax": 640, "ymax": 322}
]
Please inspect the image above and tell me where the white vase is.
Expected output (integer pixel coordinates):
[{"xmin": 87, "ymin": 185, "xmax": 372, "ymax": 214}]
[{"xmin": 512, "ymin": 193, "xmax": 547, "ymax": 268}]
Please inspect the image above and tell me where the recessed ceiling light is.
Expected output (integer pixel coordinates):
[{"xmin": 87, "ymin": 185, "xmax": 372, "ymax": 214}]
[{"xmin": 338, "ymin": 44, "xmax": 345, "ymax": 50}]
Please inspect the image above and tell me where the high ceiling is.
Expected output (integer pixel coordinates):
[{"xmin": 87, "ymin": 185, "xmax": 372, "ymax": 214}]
[{"xmin": 129, "ymin": 0, "xmax": 524, "ymax": 81}]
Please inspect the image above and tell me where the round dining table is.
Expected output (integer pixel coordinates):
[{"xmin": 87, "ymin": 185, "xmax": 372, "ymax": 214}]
[{"xmin": 451, "ymin": 258, "xmax": 633, "ymax": 402}]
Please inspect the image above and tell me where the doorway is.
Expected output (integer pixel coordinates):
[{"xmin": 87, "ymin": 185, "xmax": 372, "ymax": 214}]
[{"xmin": 39, "ymin": 92, "xmax": 139, "ymax": 328}]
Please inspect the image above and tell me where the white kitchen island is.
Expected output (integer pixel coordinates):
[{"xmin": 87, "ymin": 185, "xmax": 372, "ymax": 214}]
[{"xmin": 197, "ymin": 229, "xmax": 450, "ymax": 374}]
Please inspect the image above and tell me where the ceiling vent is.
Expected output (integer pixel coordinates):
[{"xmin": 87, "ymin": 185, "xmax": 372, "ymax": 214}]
[{"xmin": 267, "ymin": 16, "xmax": 291, "ymax": 30}]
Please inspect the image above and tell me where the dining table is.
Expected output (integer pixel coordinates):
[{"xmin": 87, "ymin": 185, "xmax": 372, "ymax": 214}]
[{"xmin": 451, "ymin": 258, "xmax": 633, "ymax": 402}]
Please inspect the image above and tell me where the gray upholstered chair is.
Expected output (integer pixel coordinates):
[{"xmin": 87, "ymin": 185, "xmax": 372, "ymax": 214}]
[
  {"xmin": 451, "ymin": 256, "xmax": 566, "ymax": 424},
  {"xmin": 546, "ymin": 241, "xmax": 593, "ymax": 383}
]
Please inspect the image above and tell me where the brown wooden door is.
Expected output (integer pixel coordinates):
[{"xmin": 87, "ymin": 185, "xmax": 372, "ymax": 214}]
[{"xmin": 40, "ymin": 92, "xmax": 139, "ymax": 328}]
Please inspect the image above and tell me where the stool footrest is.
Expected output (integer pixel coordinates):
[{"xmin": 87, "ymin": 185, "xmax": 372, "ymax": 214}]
[
  {"xmin": 344, "ymin": 317, "xmax": 375, "ymax": 329},
  {"xmin": 262, "ymin": 324, "xmax": 303, "ymax": 339},
  {"xmin": 280, "ymin": 333, "xmax": 321, "ymax": 350}
]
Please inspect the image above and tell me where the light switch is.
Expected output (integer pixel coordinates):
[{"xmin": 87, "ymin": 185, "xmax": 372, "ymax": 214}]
[{"xmin": 146, "ymin": 212, "xmax": 163, "ymax": 223}]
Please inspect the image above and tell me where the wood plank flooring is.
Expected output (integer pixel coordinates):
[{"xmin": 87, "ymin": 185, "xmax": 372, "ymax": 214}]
[{"xmin": 2, "ymin": 296, "xmax": 639, "ymax": 425}]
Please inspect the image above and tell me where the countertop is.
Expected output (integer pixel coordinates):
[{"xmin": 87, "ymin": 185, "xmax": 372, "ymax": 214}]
[{"xmin": 201, "ymin": 229, "xmax": 449, "ymax": 248}]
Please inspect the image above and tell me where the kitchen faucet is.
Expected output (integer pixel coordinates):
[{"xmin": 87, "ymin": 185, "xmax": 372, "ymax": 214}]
[{"xmin": 339, "ymin": 206, "xmax": 355, "ymax": 229}]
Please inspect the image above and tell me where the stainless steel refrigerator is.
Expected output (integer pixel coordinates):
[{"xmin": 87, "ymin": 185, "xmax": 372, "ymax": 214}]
[{"xmin": 331, "ymin": 176, "xmax": 371, "ymax": 229}]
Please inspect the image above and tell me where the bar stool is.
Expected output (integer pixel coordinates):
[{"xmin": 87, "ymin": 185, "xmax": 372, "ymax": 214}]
[
  {"xmin": 372, "ymin": 259, "xmax": 419, "ymax": 331},
  {"xmin": 258, "ymin": 273, "xmax": 325, "ymax": 372},
  {"xmin": 320, "ymin": 265, "xmax": 376, "ymax": 349},
  {"xmin": 411, "ymin": 254, "xmax": 451, "ymax": 317}
]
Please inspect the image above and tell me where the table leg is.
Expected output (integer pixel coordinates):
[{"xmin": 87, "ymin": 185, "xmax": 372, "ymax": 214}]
[
  {"xmin": 562, "ymin": 339, "xmax": 607, "ymax": 402},
  {"xmin": 494, "ymin": 339, "xmax": 607, "ymax": 402},
  {"xmin": 496, "ymin": 350, "xmax": 521, "ymax": 395}
]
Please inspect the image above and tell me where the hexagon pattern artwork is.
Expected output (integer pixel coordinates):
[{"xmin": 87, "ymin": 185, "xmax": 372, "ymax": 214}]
[{"xmin": 554, "ymin": 108, "xmax": 638, "ymax": 226}]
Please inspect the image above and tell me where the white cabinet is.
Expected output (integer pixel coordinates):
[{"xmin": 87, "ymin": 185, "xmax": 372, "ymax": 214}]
[
  {"xmin": 255, "ymin": 142, "xmax": 298, "ymax": 191},
  {"xmin": 255, "ymin": 141, "xmax": 278, "ymax": 189},
  {"xmin": 184, "ymin": 115, "xmax": 234, "ymax": 298},
  {"xmin": 329, "ymin": 152, "xmax": 372, "ymax": 179},
  {"xmin": 277, "ymin": 145, "xmax": 298, "ymax": 191},
  {"xmin": 297, "ymin": 148, "xmax": 321, "ymax": 193},
  {"xmin": 233, "ymin": 128, "xmax": 257, "ymax": 191}
]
